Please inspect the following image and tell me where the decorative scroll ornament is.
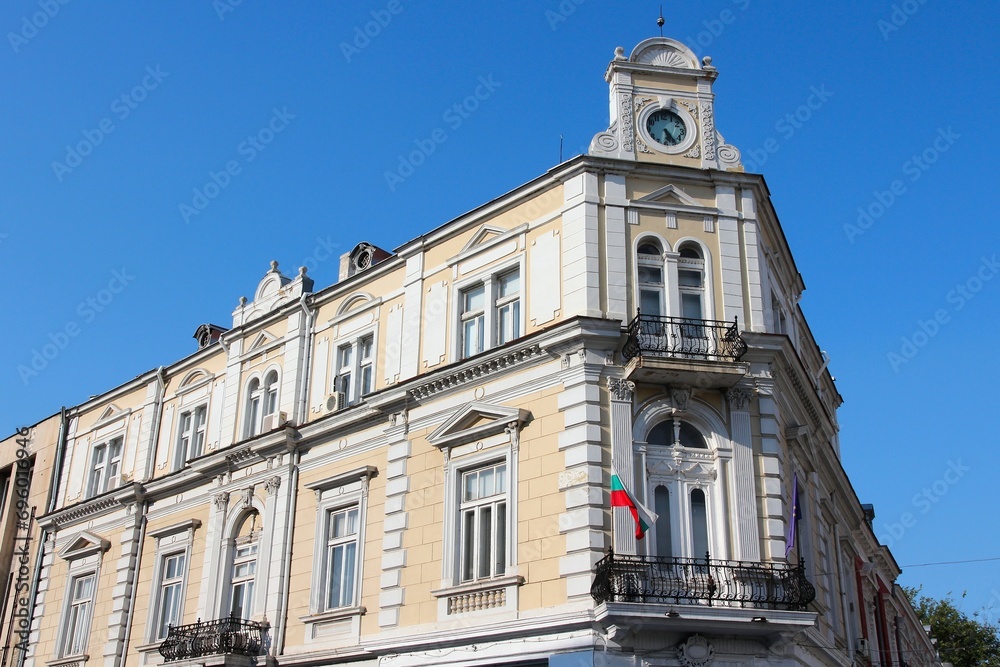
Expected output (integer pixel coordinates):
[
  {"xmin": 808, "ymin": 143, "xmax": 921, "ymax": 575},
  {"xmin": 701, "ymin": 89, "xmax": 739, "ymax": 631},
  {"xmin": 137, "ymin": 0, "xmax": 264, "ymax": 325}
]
[
  {"xmin": 684, "ymin": 144, "xmax": 702, "ymax": 159},
  {"xmin": 211, "ymin": 492, "xmax": 230, "ymax": 512},
  {"xmin": 727, "ymin": 387, "xmax": 753, "ymax": 411},
  {"xmin": 608, "ymin": 378, "xmax": 636, "ymax": 402},
  {"xmin": 634, "ymin": 96, "xmax": 654, "ymax": 112},
  {"xmin": 678, "ymin": 635, "xmax": 715, "ymax": 667},
  {"xmin": 718, "ymin": 144, "xmax": 741, "ymax": 165},
  {"xmin": 636, "ymin": 139, "xmax": 653, "ymax": 154},
  {"xmin": 591, "ymin": 132, "xmax": 618, "ymax": 152},
  {"xmin": 264, "ymin": 476, "xmax": 281, "ymax": 496}
]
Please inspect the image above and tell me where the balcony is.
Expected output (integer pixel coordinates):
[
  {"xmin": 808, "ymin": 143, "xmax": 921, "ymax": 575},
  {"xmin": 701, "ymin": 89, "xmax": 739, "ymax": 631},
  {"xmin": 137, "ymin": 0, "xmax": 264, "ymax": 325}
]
[
  {"xmin": 158, "ymin": 615, "xmax": 266, "ymax": 664},
  {"xmin": 591, "ymin": 551, "xmax": 817, "ymax": 642},
  {"xmin": 622, "ymin": 313, "xmax": 749, "ymax": 388},
  {"xmin": 592, "ymin": 551, "xmax": 815, "ymax": 610}
]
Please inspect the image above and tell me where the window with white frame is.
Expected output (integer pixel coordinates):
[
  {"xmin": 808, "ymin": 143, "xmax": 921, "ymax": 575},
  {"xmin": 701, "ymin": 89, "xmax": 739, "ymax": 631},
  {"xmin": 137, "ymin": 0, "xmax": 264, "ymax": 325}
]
[
  {"xmin": 323, "ymin": 506, "xmax": 359, "ymax": 609},
  {"xmin": 175, "ymin": 405, "xmax": 207, "ymax": 469},
  {"xmin": 640, "ymin": 416, "xmax": 723, "ymax": 560},
  {"xmin": 60, "ymin": 573, "xmax": 96, "ymax": 656},
  {"xmin": 86, "ymin": 436, "xmax": 123, "ymax": 498},
  {"xmin": 677, "ymin": 243, "xmax": 706, "ymax": 321},
  {"xmin": 305, "ymin": 467, "xmax": 374, "ymax": 620},
  {"xmin": 636, "ymin": 239, "xmax": 665, "ymax": 317},
  {"xmin": 459, "ymin": 267, "xmax": 522, "ymax": 360},
  {"xmin": 335, "ymin": 333, "xmax": 375, "ymax": 405},
  {"xmin": 153, "ymin": 552, "xmax": 186, "ymax": 639},
  {"xmin": 244, "ymin": 371, "xmax": 279, "ymax": 438},
  {"xmin": 244, "ymin": 379, "xmax": 262, "ymax": 438},
  {"xmin": 459, "ymin": 462, "xmax": 508, "ymax": 582},
  {"xmin": 226, "ymin": 510, "xmax": 260, "ymax": 620}
]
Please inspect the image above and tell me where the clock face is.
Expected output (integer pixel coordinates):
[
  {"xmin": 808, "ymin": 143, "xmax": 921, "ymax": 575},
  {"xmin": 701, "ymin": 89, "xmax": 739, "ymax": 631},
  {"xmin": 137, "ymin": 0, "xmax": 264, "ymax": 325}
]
[{"xmin": 646, "ymin": 109, "xmax": 688, "ymax": 147}]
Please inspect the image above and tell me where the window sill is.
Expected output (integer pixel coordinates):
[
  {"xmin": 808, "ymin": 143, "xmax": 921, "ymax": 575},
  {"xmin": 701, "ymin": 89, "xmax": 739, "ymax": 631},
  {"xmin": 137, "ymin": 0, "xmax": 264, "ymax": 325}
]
[
  {"xmin": 134, "ymin": 641, "xmax": 164, "ymax": 654},
  {"xmin": 300, "ymin": 605, "xmax": 366, "ymax": 624},
  {"xmin": 47, "ymin": 654, "xmax": 89, "ymax": 667}
]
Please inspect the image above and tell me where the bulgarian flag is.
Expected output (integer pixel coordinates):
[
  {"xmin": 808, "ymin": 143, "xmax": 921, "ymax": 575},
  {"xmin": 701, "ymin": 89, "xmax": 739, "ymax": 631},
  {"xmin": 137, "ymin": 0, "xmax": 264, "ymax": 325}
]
[{"xmin": 611, "ymin": 469, "xmax": 657, "ymax": 540}]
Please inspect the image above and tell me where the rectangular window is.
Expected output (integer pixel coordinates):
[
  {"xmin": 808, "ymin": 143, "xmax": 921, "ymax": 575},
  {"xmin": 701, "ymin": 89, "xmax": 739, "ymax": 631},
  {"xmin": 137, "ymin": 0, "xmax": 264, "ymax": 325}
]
[
  {"xmin": 461, "ymin": 285, "xmax": 486, "ymax": 359},
  {"xmin": 358, "ymin": 335, "xmax": 374, "ymax": 397},
  {"xmin": 230, "ymin": 542, "xmax": 257, "ymax": 620},
  {"xmin": 459, "ymin": 266, "xmax": 523, "ymax": 360},
  {"xmin": 325, "ymin": 506, "xmax": 359, "ymax": 609},
  {"xmin": 87, "ymin": 436, "xmax": 123, "ymax": 498},
  {"xmin": 495, "ymin": 270, "xmax": 521, "ymax": 346},
  {"xmin": 61, "ymin": 573, "xmax": 96, "ymax": 656},
  {"xmin": 175, "ymin": 406, "xmax": 207, "ymax": 469},
  {"xmin": 154, "ymin": 553, "xmax": 186, "ymax": 639},
  {"xmin": 335, "ymin": 334, "xmax": 376, "ymax": 405},
  {"xmin": 459, "ymin": 463, "xmax": 507, "ymax": 582}
]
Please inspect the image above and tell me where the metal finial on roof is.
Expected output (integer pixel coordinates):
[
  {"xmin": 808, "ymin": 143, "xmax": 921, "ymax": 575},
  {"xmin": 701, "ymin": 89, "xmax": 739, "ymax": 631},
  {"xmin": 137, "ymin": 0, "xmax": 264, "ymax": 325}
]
[{"xmin": 657, "ymin": 6, "xmax": 665, "ymax": 37}]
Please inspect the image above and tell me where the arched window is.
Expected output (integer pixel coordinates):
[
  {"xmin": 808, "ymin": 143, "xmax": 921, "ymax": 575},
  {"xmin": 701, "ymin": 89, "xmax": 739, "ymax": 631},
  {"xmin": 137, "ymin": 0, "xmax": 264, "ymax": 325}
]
[
  {"xmin": 228, "ymin": 510, "xmax": 260, "ymax": 620},
  {"xmin": 677, "ymin": 242, "xmax": 706, "ymax": 321},
  {"xmin": 244, "ymin": 379, "xmax": 261, "ymax": 438},
  {"xmin": 263, "ymin": 371, "xmax": 279, "ymax": 417},
  {"xmin": 636, "ymin": 238, "xmax": 665, "ymax": 317},
  {"xmin": 637, "ymin": 412, "xmax": 722, "ymax": 559},
  {"xmin": 646, "ymin": 417, "xmax": 707, "ymax": 449}
]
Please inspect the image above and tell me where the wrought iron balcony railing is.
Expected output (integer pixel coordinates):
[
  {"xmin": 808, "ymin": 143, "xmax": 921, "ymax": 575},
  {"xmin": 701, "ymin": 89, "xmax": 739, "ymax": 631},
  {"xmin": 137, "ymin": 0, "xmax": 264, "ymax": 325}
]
[
  {"xmin": 591, "ymin": 551, "xmax": 816, "ymax": 611},
  {"xmin": 158, "ymin": 615, "xmax": 265, "ymax": 662},
  {"xmin": 623, "ymin": 313, "xmax": 747, "ymax": 362}
]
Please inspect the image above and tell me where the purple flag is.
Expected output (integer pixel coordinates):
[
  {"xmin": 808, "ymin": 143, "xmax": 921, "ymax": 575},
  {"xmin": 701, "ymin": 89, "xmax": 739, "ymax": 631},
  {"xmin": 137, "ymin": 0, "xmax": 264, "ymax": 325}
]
[{"xmin": 785, "ymin": 473, "xmax": 800, "ymax": 558}]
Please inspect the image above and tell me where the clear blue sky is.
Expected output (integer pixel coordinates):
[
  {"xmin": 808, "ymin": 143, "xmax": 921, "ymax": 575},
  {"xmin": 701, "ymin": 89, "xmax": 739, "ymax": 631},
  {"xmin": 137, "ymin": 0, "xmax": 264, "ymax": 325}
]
[{"xmin": 1, "ymin": 0, "xmax": 997, "ymax": 623}]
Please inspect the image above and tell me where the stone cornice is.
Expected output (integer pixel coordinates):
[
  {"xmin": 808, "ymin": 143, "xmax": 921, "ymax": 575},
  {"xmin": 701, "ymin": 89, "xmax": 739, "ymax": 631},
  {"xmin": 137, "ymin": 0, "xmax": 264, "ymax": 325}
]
[
  {"xmin": 39, "ymin": 482, "xmax": 145, "ymax": 529},
  {"xmin": 408, "ymin": 343, "xmax": 544, "ymax": 401}
]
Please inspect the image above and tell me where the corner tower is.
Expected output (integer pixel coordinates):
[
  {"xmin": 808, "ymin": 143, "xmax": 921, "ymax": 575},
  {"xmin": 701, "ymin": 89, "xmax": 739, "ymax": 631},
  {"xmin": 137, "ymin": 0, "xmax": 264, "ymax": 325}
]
[{"xmin": 589, "ymin": 38, "xmax": 743, "ymax": 172}]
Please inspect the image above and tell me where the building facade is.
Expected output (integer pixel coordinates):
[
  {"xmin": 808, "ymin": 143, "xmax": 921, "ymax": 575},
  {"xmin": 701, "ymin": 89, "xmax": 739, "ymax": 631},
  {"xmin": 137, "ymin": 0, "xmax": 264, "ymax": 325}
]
[{"xmin": 2, "ymin": 36, "xmax": 943, "ymax": 667}]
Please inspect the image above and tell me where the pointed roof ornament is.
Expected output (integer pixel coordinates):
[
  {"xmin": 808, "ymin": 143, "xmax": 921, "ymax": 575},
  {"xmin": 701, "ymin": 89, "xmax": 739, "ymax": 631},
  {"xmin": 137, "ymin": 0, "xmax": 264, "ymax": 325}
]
[{"xmin": 657, "ymin": 6, "xmax": 665, "ymax": 37}]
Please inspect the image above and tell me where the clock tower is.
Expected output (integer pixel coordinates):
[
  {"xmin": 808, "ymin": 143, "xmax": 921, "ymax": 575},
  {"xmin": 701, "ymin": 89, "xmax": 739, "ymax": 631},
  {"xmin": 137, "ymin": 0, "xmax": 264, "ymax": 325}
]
[{"xmin": 589, "ymin": 37, "xmax": 743, "ymax": 172}]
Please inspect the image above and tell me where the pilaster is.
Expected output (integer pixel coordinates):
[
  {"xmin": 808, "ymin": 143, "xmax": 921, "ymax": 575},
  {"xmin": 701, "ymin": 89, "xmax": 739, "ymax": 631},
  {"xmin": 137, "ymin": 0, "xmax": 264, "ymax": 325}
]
[
  {"xmin": 726, "ymin": 384, "xmax": 761, "ymax": 562},
  {"xmin": 608, "ymin": 378, "xmax": 636, "ymax": 555},
  {"xmin": 755, "ymin": 377, "xmax": 788, "ymax": 560},
  {"xmin": 379, "ymin": 413, "xmax": 409, "ymax": 628}
]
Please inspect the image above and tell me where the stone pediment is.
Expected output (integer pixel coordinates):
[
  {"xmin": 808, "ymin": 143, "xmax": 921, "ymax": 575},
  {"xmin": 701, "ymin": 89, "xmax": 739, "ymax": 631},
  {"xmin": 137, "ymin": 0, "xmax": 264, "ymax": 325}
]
[
  {"xmin": 427, "ymin": 401, "xmax": 531, "ymax": 450},
  {"xmin": 59, "ymin": 531, "xmax": 111, "ymax": 561},
  {"xmin": 634, "ymin": 184, "xmax": 702, "ymax": 208},
  {"xmin": 461, "ymin": 224, "xmax": 508, "ymax": 252}
]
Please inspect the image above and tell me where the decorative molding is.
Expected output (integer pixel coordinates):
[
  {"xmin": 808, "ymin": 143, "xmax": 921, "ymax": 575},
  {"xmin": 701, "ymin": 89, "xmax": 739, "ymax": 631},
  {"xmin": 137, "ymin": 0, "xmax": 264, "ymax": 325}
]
[
  {"xmin": 148, "ymin": 519, "xmax": 202, "ymax": 540},
  {"xmin": 211, "ymin": 491, "xmax": 230, "ymax": 512},
  {"xmin": 671, "ymin": 386, "xmax": 692, "ymax": 411},
  {"xmin": 608, "ymin": 378, "xmax": 636, "ymax": 402},
  {"xmin": 58, "ymin": 531, "xmax": 111, "ymax": 561},
  {"xmin": 678, "ymin": 634, "xmax": 715, "ymax": 667},
  {"xmin": 636, "ymin": 139, "xmax": 653, "ymax": 154},
  {"xmin": 240, "ymin": 486, "xmax": 254, "ymax": 509},
  {"xmin": 427, "ymin": 401, "xmax": 531, "ymax": 451},
  {"xmin": 626, "ymin": 208, "xmax": 639, "ymax": 225},
  {"xmin": 225, "ymin": 447, "xmax": 257, "ymax": 468},
  {"xmin": 700, "ymin": 102, "xmax": 717, "ymax": 161},
  {"xmin": 684, "ymin": 144, "xmax": 702, "ymax": 159},
  {"xmin": 304, "ymin": 466, "xmax": 378, "ymax": 494},
  {"xmin": 727, "ymin": 387, "xmax": 753, "ymax": 411},
  {"xmin": 666, "ymin": 212, "xmax": 678, "ymax": 229},
  {"xmin": 43, "ymin": 495, "xmax": 119, "ymax": 529},
  {"xmin": 703, "ymin": 216, "xmax": 716, "ymax": 233},
  {"xmin": 408, "ymin": 344, "xmax": 543, "ymax": 400},
  {"xmin": 264, "ymin": 476, "xmax": 281, "ymax": 496},
  {"xmin": 718, "ymin": 144, "xmax": 742, "ymax": 166},
  {"xmin": 620, "ymin": 93, "xmax": 634, "ymax": 153}
]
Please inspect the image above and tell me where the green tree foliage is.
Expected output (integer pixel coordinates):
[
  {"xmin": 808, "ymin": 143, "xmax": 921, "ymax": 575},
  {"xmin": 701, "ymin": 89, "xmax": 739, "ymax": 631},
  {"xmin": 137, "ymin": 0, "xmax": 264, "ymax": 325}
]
[{"xmin": 904, "ymin": 588, "xmax": 1000, "ymax": 667}]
